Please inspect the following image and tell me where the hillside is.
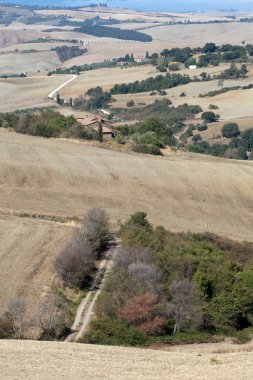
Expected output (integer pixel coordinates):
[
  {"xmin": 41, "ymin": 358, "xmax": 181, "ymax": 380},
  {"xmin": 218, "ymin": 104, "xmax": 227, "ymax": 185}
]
[
  {"xmin": 0, "ymin": 340, "xmax": 253, "ymax": 379},
  {"xmin": 1, "ymin": 129, "xmax": 253, "ymax": 241}
]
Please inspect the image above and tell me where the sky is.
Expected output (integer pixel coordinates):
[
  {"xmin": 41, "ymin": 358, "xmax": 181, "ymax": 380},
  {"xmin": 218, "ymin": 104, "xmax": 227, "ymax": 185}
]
[{"xmin": 5, "ymin": 0, "xmax": 253, "ymax": 12}]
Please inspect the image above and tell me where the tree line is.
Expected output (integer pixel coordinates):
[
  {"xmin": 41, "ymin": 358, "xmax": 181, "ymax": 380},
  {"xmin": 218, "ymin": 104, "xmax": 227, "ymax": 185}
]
[{"xmin": 75, "ymin": 25, "xmax": 152, "ymax": 42}]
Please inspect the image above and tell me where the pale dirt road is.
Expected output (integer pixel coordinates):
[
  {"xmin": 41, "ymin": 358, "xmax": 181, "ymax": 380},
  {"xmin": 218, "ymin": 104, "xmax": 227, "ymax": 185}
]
[
  {"xmin": 48, "ymin": 74, "xmax": 77, "ymax": 99},
  {"xmin": 66, "ymin": 242, "xmax": 119, "ymax": 342}
]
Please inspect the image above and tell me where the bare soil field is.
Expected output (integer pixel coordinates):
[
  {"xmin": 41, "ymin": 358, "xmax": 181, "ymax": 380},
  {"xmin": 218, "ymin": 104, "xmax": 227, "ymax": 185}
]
[
  {"xmin": 0, "ymin": 129, "xmax": 253, "ymax": 242},
  {"xmin": 0, "ymin": 75, "xmax": 69, "ymax": 112},
  {"xmin": 0, "ymin": 215, "xmax": 71, "ymax": 319},
  {"xmin": 1, "ymin": 339, "xmax": 253, "ymax": 380}
]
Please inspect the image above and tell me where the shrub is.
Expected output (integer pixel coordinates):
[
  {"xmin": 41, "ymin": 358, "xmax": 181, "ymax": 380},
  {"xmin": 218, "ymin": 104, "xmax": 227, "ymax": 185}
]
[
  {"xmin": 201, "ymin": 111, "xmax": 219, "ymax": 123},
  {"xmin": 197, "ymin": 124, "xmax": 208, "ymax": 131},
  {"xmin": 222, "ymin": 123, "xmax": 240, "ymax": 138},
  {"xmin": 81, "ymin": 318, "xmax": 146, "ymax": 346},
  {"xmin": 209, "ymin": 104, "xmax": 219, "ymax": 110},
  {"xmin": 132, "ymin": 144, "xmax": 162, "ymax": 156},
  {"xmin": 127, "ymin": 100, "xmax": 135, "ymax": 108},
  {"xmin": 168, "ymin": 63, "xmax": 180, "ymax": 71},
  {"xmin": 34, "ymin": 123, "xmax": 61, "ymax": 138},
  {"xmin": 118, "ymin": 293, "xmax": 166, "ymax": 336},
  {"xmin": 192, "ymin": 134, "xmax": 202, "ymax": 143}
]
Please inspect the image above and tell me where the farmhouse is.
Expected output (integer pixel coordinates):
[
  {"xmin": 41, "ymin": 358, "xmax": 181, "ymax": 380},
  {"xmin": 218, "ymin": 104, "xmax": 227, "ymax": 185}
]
[{"xmin": 77, "ymin": 116, "xmax": 117, "ymax": 138}]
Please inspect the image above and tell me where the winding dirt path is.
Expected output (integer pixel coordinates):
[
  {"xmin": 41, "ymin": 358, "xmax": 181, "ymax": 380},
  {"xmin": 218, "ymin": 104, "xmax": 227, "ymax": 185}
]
[{"xmin": 65, "ymin": 241, "xmax": 119, "ymax": 342}]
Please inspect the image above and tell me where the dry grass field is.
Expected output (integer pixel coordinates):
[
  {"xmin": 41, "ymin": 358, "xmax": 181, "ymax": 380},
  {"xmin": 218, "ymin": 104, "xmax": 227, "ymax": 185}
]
[
  {"xmin": 1, "ymin": 129, "xmax": 253, "ymax": 242},
  {"xmin": 1, "ymin": 339, "xmax": 253, "ymax": 380},
  {"xmin": 0, "ymin": 51, "xmax": 60, "ymax": 74},
  {"xmin": 0, "ymin": 215, "xmax": 71, "ymax": 319},
  {"xmin": 59, "ymin": 65, "xmax": 157, "ymax": 97},
  {"xmin": 0, "ymin": 75, "xmax": 70, "ymax": 111}
]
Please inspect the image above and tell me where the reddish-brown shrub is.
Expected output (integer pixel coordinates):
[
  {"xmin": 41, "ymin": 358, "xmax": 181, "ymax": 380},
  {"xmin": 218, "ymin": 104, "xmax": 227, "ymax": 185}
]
[{"xmin": 118, "ymin": 292, "xmax": 166, "ymax": 336}]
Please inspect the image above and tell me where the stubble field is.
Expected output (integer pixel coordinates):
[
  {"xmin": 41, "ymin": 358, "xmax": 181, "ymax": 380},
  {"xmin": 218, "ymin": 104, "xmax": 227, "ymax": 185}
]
[
  {"xmin": 1, "ymin": 128, "xmax": 253, "ymax": 241},
  {"xmin": 1, "ymin": 339, "xmax": 253, "ymax": 380}
]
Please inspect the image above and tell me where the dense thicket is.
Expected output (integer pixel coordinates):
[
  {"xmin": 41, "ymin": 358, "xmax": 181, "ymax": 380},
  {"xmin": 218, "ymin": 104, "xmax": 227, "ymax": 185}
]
[
  {"xmin": 75, "ymin": 25, "xmax": 152, "ymax": 42},
  {"xmin": 52, "ymin": 45, "xmax": 87, "ymax": 62},
  {"xmin": 114, "ymin": 103, "xmax": 202, "ymax": 155},
  {"xmin": 82, "ymin": 212, "xmax": 253, "ymax": 346},
  {"xmin": 0, "ymin": 110, "xmax": 98, "ymax": 140}
]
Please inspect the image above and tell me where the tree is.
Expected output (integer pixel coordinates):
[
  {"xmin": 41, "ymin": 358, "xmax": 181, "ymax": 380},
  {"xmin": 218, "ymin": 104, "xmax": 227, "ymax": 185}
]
[
  {"xmin": 168, "ymin": 279, "xmax": 202, "ymax": 333},
  {"xmin": 54, "ymin": 240, "xmax": 94, "ymax": 288},
  {"xmin": 98, "ymin": 121, "xmax": 103, "ymax": 143},
  {"xmin": 118, "ymin": 293, "xmax": 166, "ymax": 336},
  {"xmin": 126, "ymin": 211, "xmax": 151, "ymax": 229},
  {"xmin": 202, "ymin": 42, "xmax": 217, "ymax": 53},
  {"xmin": 222, "ymin": 123, "xmax": 240, "ymax": 138},
  {"xmin": 80, "ymin": 207, "xmax": 110, "ymax": 253},
  {"xmin": 128, "ymin": 262, "xmax": 164, "ymax": 293},
  {"xmin": 7, "ymin": 297, "xmax": 26, "ymax": 338},
  {"xmin": 54, "ymin": 207, "xmax": 110, "ymax": 288},
  {"xmin": 201, "ymin": 111, "xmax": 218, "ymax": 123},
  {"xmin": 37, "ymin": 293, "xmax": 70, "ymax": 339},
  {"xmin": 192, "ymin": 134, "xmax": 202, "ymax": 143},
  {"xmin": 56, "ymin": 92, "xmax": 62, "ymax": 105}
]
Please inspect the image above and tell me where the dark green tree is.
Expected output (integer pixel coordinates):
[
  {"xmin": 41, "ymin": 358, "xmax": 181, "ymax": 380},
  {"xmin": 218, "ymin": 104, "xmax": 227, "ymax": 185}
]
[
  {"xmin": 98, "ymin": 121, "xmax": 103, "ymax": 143},
  {"xmin": 222, "ymin": 123, "xmax": 240, "ymax": 138}
]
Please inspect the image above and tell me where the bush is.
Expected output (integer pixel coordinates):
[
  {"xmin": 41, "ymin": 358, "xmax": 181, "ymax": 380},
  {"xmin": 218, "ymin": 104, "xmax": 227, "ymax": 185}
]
[
  {"xmin": 132, "ymin": 144, "xmax": 162, "ymax": 156},
  {"xmin": 127, "ymin": 100, "xmax": 135, "ymax": 108},
  {"xmin": 192, "ymin": 134, "xmax": 202, "ymax": 142},
  {"xmin": 197, "ymin": 124, "xmax": 208, "ymax": 131},
  {"xmin": 231, "ymin": 329, "xmax": 252, "ymax": 344},
  {"xmin": 201, "ymin": 111, "xmax": 219, "ymax": 123},
  {"xmin": 34, "ymin": 123, "xmax": 61, "ymax": 138},
  {"xmin": 118, "ymin": 293, "xmax": 166, "ymax": 336},
  {"xmin": 168, "ymin": 63, "xmax": 180, "ymax": 71},
  {"xmin": 209, "ymin": 104, "xmax": 219, "ymax": 110},
  {"xmin": 81, "ymin": 318, "xmax": 147, "ymax": 346},
  {"xmin": 222, "ymin": 123, "xmax": 240, "ymax": 138}
]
